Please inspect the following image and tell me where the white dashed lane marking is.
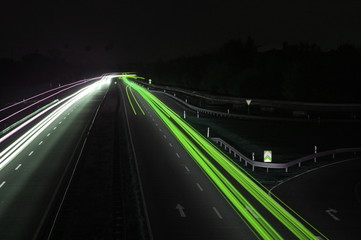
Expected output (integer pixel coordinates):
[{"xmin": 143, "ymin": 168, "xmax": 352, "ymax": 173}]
[
  {"xmin": 0, "ymin": 181, "xmax": 5, "ymax": 188},
  {"xmin": 39, "ymin": 141, "xmax": 43, "ymax": 145},
  {"xmin": 196, "ymin": 183, "xmax": 203, "ymax": 191},
  {"xmin": 28, "ymin": 151, "xmax": 34, "ymax": 156},
  {"xmin": 15, "ymin": 164, "xmax": 22, "ymax": 171},
  {"xmin": 53, "ymin": 127, "xmax": 57, "ymax": 130},
  {"xmin": 47, "ymin": 133, "xmax": 51, "ymax": 137},
  {"xmin": 213, "ymin": 207, "xmax": 223, "ymax": 219},
  {"xmin": 176, "ymin": 153, "xmax": 180, "ymax": 158},
  {"xmin": 163, "ymin": 135, "xmax": 167, "ymax": 139},
  {"xmin": 169, "ymin": 143, "xmax": 173, "ymax": 147}
]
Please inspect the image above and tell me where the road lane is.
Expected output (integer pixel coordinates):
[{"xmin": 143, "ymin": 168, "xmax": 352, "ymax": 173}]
[
  {"xmin": 120, "ymin": 81, "xmax": 259, "ymax": 239},
  {"xmin": 272, "ymin": 157, "xmax": 361, "ymax": 240},
  {"xmin": 0, "ymin": 79, "xmax": 110, "ymax": 239}
]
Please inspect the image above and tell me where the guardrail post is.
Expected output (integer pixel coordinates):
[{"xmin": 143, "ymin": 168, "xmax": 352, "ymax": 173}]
[
  {"xmin": 285, "ymin": 167, "xmax": 288, "ymax": 173},
  {"xmin": 314, "ymin": 146, "xmax": 317, "ymax": 163},
  {"xmin": 207, "ymin": 127, "xmax": 210, "ymax": 138},
  {"xmin": 267, "ymin": 168, "xmax": 269, "ymax": 173},
  {"xmin": 183, "ymin": 111, "xmax": 186, "ymax": 119},
  {"xmin": 252, "ymin": 165, "xmax": 255, "ymax": 171},
  {"xmin": 333, "ymin": 153, "xmax": 335, "ymax": 159},
  {"xmin": 185, "ymin": 98, "xmax": 187, "ymax": 103},
  {"xmin": 252, "ymin": 152, "xmax": 255, "ymax": 161},
  {"xmin": 197, "ymin": 111, "xmax": 199, "ymax": 118},
  {"xmin": 227, "ymin": 109, "xmax": 230, "ymax": 114},
  {"xmin": 298, "ymin": 162, "xmax": 301, "ymax": 167}
]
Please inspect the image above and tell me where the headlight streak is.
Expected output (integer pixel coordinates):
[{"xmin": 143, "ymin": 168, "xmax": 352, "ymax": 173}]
[
  {"xmin": 123, "ymin": 77, "xmax": 326, "ymax": 240},
  {"xmin": 0, "ymin": 77, "xmax": 100, "ymax": 124},
  {"xmin": 0, "ymin": 78, "xmax": 110, "ymax": 171},
  {"xmin": 125, "ymin": 85, "xmax": 137, "ymax": 115}
]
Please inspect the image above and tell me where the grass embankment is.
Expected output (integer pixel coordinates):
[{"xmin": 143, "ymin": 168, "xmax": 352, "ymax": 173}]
[
  {"xmin": 50, "ymin": 83, "xmax": 148, "ymax": 239},
  {"xmin": 186, "ymin": 116, "xmax": 361, "ymax": 183}
]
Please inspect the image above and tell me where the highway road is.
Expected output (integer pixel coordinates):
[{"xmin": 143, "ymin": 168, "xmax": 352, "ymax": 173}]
[
  {"xmin": 0, "ymin": 74, "xmax": 331, "ymax": 240},
  {"xmin": 120, "ymin": 81, "xmax": 259, "ymax": 239},
  {"xmin": 271, "ymin": 157, "xmax": 361, "ymax": 240},
  {"xmin": 0, "ymin": 78, "xmax": 110, "ymax": 239},
  {"xmin": 120, "ymin": 78, "xmax": 328, "ymax": 240}
]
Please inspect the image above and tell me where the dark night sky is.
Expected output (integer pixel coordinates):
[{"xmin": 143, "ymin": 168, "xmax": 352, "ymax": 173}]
[{"xmin": 1, "ymin": 0, "xmax": 361, "ymax": 66}]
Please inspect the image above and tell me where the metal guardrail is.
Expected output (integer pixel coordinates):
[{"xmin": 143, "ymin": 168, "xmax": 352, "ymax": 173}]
[
  {"xmin": 151, "ymin": 90, "xmax": 313, "ymax": 122},
  {"xmin": 211, "ymin": 137, "xmax": 361, "ymax": 172},
  {"xmin": 139, "ymin": 80, "xmax": 361, "ymax": 111}
]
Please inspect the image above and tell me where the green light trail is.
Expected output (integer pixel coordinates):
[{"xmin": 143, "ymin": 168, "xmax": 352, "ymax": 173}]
[
  {"xmin": 121, "ymin": 77, "xmax": 327, "ymax": 240},
  {"xmin": 129, "ymin": 87, "xmax": 145, "ymax": 115},
  {"xmin": 125, "ymin": 85, "xmax": 137, "ymax": 115}
]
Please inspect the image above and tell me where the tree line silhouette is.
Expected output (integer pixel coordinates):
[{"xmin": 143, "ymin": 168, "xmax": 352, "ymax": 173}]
[
  {"xmin": 141, "ymin": 37, "xmax": 361, "ymax": 103},
  {"xmin": 1, "ymin": 38, "xmax": 361, "ymax": 106}
]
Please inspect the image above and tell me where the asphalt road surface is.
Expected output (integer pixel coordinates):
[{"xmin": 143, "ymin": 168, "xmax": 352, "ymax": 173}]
[
  {"xmin": 0, "ymin": 81, "xmax": 109, "ymax": 239},
  {"xmin": 271, "ymin": 157, "xmax": 361, "ymax": 240},
  {"xmin": 121, "ymin": 82, "xmax": 264, "ymax": 240}
]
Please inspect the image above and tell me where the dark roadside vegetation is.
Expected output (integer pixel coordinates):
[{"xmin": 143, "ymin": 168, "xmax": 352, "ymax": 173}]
[
  {"xmin": 139, "ymin": 37, "xmax": 361, "ymax": 103},
  {"xmin": 44, "ymin": 83, "xmax": 149, "ymax": 239},
  {"xmin": 2, "ymin": 37, "xmax": 361, "ymax": 107}
]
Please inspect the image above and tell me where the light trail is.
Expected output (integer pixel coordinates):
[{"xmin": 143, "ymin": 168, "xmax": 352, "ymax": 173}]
[
  {"xmin": 123, "ymin": 77, "xmax": 327, "ymax": 240},
  {"xmin": 0, "ymin": 77, "xmax": 99, "ymax": 124},
  {"xmin": 129, "ymin": 87, "xmax": 145, "ymax": 115},
  {"xmin": 0, "ymin": 77, "xmax": 100, "ymax": 114},
  {"xmin": 0, "ymin": 77, "xmax": 111, "ymax": 171},
  {"xmin": 125, "ymin": 85, "xmax": 137, "ymax": 115}
]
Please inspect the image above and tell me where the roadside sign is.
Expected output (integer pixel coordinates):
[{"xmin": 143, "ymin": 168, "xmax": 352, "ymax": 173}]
[
  {"xmin": 264, "ymin": 151, "xmax": 272, "ymax": 162},
  {"xmin": 246, "ymin": 99, "xmax": 252, "ymax": 106}
]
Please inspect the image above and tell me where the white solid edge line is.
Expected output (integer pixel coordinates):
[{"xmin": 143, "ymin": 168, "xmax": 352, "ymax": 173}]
[{"xmin": 119, "ymin": 81, "xmax": 154, "ymax": 239}]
